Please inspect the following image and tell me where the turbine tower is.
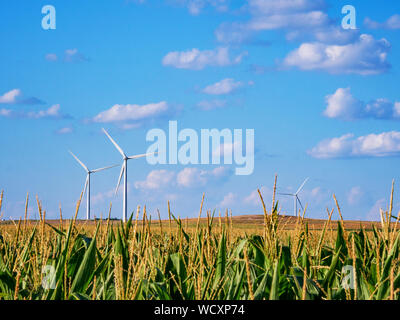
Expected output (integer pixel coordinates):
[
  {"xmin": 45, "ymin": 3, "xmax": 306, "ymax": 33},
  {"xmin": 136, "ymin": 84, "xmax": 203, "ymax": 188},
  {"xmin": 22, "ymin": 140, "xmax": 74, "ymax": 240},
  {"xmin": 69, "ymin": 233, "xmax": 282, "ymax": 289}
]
[
  {"xmin": 102, "ymin": 128, "xmax": 157, "ymax": 222},
  {"xmin": 278, "ymin": 178, "xmax": 309, "ymax": 217},
  {"xmin": 69, "ymin": 151, "xmax": 118, "ymax": 220}
]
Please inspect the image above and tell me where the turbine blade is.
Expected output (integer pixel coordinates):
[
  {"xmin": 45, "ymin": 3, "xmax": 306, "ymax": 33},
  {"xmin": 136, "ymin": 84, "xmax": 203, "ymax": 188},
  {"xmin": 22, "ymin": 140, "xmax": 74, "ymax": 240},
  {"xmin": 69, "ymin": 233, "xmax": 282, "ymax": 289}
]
[
  {"xmin": 295, "ymin": 177, "xmax": 309, "ymax": 195},
  {"xmin": 82, "ymin": 175, "xmax": 89, "ymax": 198},
  {"xmin": 128, "ymin": 152, "xmax": 158, "ymax": 160},
  {"xmin": 278, "ymin": 193, "xmax": 295, "ymax": 196},
  {"xmin": 297, "ymin": 196, "xmax": 304, "ymax": 211},
  {"xmin": 91, "ymin": 164, "xmax": 119, "ymax": 173},
  {"xmin": 102, "ymin": 128, "xmax": 126, "ymax": 158},
  {"xmin": 69, "ymin": 150, "xmax": 89, "ymax": 172},
  {"xmin": 115, "ymin": 163, "xmax": 125, "ymax": 195}
]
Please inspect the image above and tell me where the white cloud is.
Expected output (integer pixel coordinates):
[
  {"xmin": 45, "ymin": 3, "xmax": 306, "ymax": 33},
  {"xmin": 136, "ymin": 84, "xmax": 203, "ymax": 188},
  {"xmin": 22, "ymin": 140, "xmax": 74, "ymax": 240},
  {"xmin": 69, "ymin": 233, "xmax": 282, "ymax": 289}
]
[
  {"xmin": 367, "ymin": 198, "xmax": 387, "ymax": 221},
  {"xmin": 136, "ymin": 0, "xmax": 229, "ymax": 15},
  {"xmin": 55, "ymin": 127, "xmax": 74, "ymax": 135},
  {"xmin": 323, "ymin": 88, "xmax": 364, "ymax": 120},
  {"xmin": 162, "ymin": 47, "xmax": 247, "ymax": 70},
  {"xmin": 27, "ymin": 104, "xmax": 62, "ymax": 119},
  {"xmin": 202, "ymin": 78, "xmax": 248, "ymax": 95},
  {"xmin": 365, "ymin": 99, "xmax": 400, "ymax": 120},
  {"xmin": 248, "ymin": 11, "xmax": 330, "ymax": 31},
  {"xmin": 184, "ymin": 0, "xmax": 229, "ymax": 15},
  {"xmin": 0, "ymin": 89, "xmax": 21, "ymax": 104},
  {"xmin": 0, "ymin": 109, "xmax": 12, "ymax": 116},
  {"xmin": 0, "ymin": 104, "xmax": 67, "ymax": 119},
  {"xmin": 64, "ymin": 49, "xmax": 88, "ymax": 63},
  {"xmin": 0, "ymin": 89, "xmax": 44, "ymax": 105},
  {"xmin": 247, "ymin": 0, "xmax": 326, "ymax": 15},
  {"xmin": 177, "ymin": 166, "xmax": 230, "ymax": 188},
  {"xmin": 365, "ymin": 15, "xmax": 400, "ymax": 30},
  {"xmin": 347, "ymin": 186, "xmax": 363, "ymax": 205},
  {"xmin": 92, "ymin": 101, "xmax": 170, "ymax": 126},
  {"xmin": 215, "ymin": 0, "xmax": 337, "ymax": 45},
  {"xmin": 134, "ymin": 167, "xmax": 230, "ymax": 191},
  {"xmin": 135, "ymin": 170, "xmax": 176, "ymax": 190},
  {"xmin": 283, "ymin": 34, "xmax": 391, "ymax": 75},
  {"xmin": 311, "ymin": 26, "xmax": 359, "ymax": 45},
  {"xmin": 216, "ymin": 11, "xmax": 331, "ymax": 44},
  {"xmin": 244, "ymin": 186, "xmax": 272, "ymax": 206},
  {"xmin": 218, "ymin": 192, "xmax": 236, "ymax": 208},
  {"xmin": 309, "ymin": 131, "xmax": 400, "ymax": 159},
  {"xmin": 92, "ymin": 189, "xmax": 115, "ymax": 205},
  {"xmin": 45, "ymin": 53, "xmax": 58, "ymax": 62},
  {"xmin": 197, "ymin": 99, "xmax": 226, "ymax": 111},
  {"xmin": 177, "ymin": 168, "xmax": 208, "ymax": 187},
  {"xmin": 323, "ymin": 88, "xmax": 400, "ymax": 121}
]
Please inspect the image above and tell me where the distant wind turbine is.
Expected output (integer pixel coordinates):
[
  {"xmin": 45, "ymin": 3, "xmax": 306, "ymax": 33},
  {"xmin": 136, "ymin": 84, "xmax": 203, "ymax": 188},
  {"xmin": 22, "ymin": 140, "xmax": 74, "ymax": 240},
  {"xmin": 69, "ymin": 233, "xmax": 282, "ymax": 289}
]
[
  {"xmin": 278, "ymin": 178, "xmax": 309, "ymax": 217},
  {"xmin": 102, "ymin": 128, "xmax": 157, "ymax": 222},
  {"xmin": 69, "ymin": 151, "xmax": 118, "ymax": 220}
]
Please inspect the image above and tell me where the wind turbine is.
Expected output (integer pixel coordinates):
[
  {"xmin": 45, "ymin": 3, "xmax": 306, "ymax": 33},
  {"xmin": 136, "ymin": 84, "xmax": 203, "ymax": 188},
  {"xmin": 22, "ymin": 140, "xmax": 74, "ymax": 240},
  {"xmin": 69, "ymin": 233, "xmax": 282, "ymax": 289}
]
[
  {"xmin": 69, "ymin": 151, "xmax": 118, "ymax": 220},
  {"xmin": 102, "ymin": 128, "xmax": 157, "ymax": 222},
  {"xmin": 278, "ymin": 178, "xmax": 309, "ymax": 217}
]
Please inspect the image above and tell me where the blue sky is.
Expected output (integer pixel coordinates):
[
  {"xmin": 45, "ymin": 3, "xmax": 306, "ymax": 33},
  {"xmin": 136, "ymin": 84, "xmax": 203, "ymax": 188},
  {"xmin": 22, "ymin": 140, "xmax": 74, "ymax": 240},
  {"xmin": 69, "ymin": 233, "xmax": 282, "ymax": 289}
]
[{"xmin": 1, "ymin": 0, "xmax": 400, "ymax": 221}]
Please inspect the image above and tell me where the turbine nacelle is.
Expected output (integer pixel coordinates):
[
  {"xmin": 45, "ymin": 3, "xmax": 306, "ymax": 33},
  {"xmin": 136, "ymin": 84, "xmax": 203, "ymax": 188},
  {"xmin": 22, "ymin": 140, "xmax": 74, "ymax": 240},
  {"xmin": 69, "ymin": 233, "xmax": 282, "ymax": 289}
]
[
  {"xmin": 69, "ymin": 150, "xmax": 118, "ymax": 220},
  {"xmin": 102, "ymin": 128, "xmax": 159, "ymax": 222},
  {"xmin": 278, "ymin": 178, "xmax": 309, "ymax": 216}
]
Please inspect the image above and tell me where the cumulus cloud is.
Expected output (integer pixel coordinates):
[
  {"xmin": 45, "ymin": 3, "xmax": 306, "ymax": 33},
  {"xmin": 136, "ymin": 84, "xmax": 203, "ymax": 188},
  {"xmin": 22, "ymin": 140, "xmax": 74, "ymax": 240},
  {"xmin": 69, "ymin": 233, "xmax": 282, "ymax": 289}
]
[
  {"xmin": 347, "ymin": 186, "xmax": 364, "ymax": 205},
  {"xmin": 365, "ymin": 15, "xmax": 400, "ymax": 30},
  {"xmin": 283, "ymin": 34, "xmax": 391, "ymax": 75},
  {"xmin": 134, "ymin": 167, "xmax": 231, "ymax": 191},
  {"xmin": 214, "ymin": 0, "xmax": 349, "ymax": 45},
  {"xmin": 202, "ymin": 78, "xmax": 251, "ymax": 95},
  {"xmin": 197, "ymin": 99, "xmax": 227, "ymax": 111},
  {"xmin": 0, "ymin": 89, "xmax": 21, "ymax": 104},
  {"xmin": 216, "ymin": 12, "xmax": 331, "ymax": 44},
  {"xmin": 45, "ymin": 53, "xmax": 58, "ymax": 62},
  {"xmin": 244, "ymin": 186, "xmax": 272, "ymax": 206},
  {"xmin": 247, "ymin": 10, "xmax": 330, "ymax": 31},
  {"xmin": 27, "ymin": 104, "xmax": 64, "ymax": 119},
  {"xmin": 162, "ymin": 47, "xmax": 247, "ymax": 70},
  {"xmin": 135, "ymin": 0, "xmax": 229, "ymax": 15},
  {"xmin": 309, "ymin": 131, "xmax": 400, "ymax": 159},
  {"xmin": 218, "ymin": 192, "xmax": 237, "ymax": 208},
  {"xmin": 92, "ymin": 101, "xmax": 172, "ymax": 128},
  {"xmin": 246, "ymin": 0, "xmax": 326, "ymax": 15},
  {"xmin": 135, "ymin": 170, "xmax": 176, "ymax": 190},
  {"xmin": 55, "ymin": 126, "xmax": 74, "ymax": 135},
  {"xmin": 0, "ymin": 104, "xmax": 69, "ymax": 120},
  {"xmin": 45, "ymin": 49, "xmax": 89, "ymax": 63},
  {"xmin": 323, "ymin": 88, "xmax": 400, "ymax": 121},
  {"xmin": 323, "ymin": 88, "xmax": 364, "ymax": 120},
  {"xmin": 64, "ymin": 49, "xmax": 89, "ymax": 63},
  {"xmin": 367, "ymin": 198, "xmax": 387, "ymax": 221},
  {"xmin": 310, "ymin": 26, "xmax": 359, "ymax": 45},
  {"xmin": 0, "ymin": 108, "xmax": 12, "ymax": 116},
  {"xmin": 0, "ymin": 89, "xmax": 44, "ymax": 105},
  {"xmin": 177, "ymin": 166, "xmax": 231, "ymax": 188},
  {"xmin": 178, "ymin": 0, "xmax": 230, "ymax": 15}
]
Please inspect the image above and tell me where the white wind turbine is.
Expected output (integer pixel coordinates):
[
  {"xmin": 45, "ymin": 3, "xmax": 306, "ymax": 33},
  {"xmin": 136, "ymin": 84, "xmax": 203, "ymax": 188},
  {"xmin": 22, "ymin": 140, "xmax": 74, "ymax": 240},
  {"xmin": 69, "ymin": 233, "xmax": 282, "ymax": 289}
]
[
  {"xmin": 278, "ymin": 178, "xmax": 309, "ymax": 217},
  {"xmin": 102, "ymin": 128, "xmax": 157, "ymax": 222},
  {"xmin": 69, "ymin": 151, "xmax": 118, "ymax": 220}
]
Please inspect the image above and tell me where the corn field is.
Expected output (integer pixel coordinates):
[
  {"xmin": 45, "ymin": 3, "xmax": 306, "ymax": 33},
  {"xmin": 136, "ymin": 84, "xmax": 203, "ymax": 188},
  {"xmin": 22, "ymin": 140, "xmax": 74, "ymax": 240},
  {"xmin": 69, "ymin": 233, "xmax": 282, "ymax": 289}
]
[{"xmin": 0, "ymin": 183, "xmax": 400, "ymax": 301}]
